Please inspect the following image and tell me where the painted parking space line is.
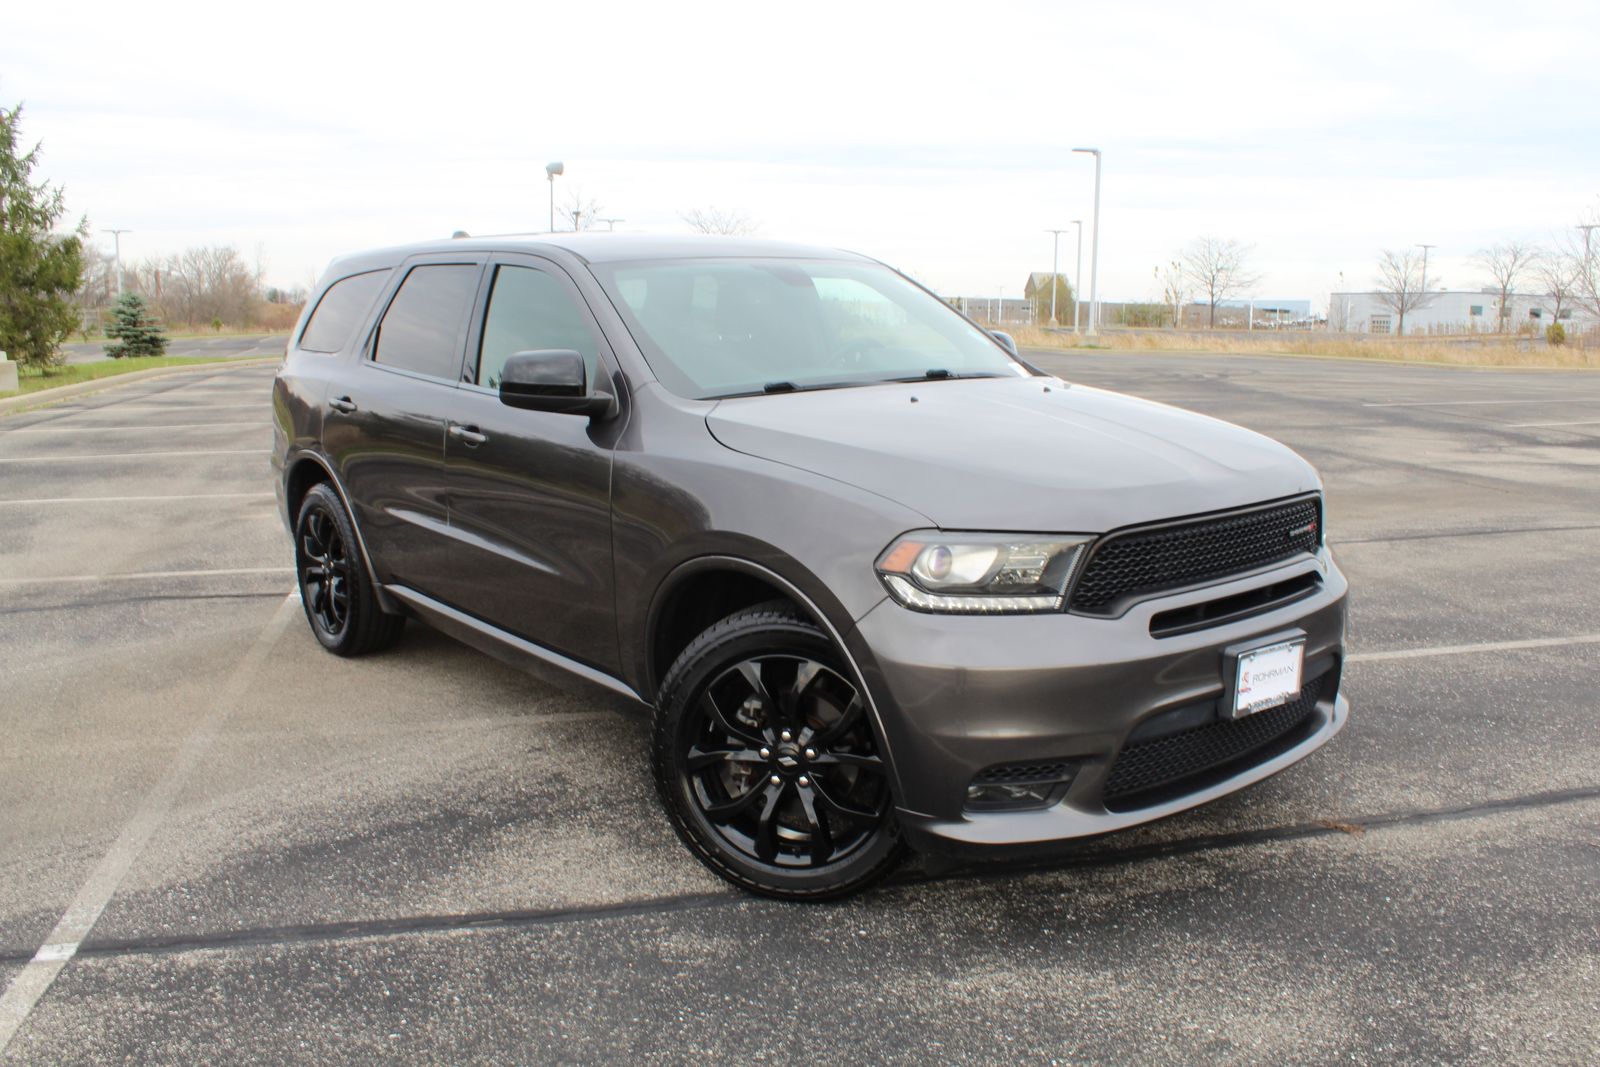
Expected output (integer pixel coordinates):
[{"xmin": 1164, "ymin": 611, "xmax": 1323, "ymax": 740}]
[
  {"xmin": 1, "ymin": 422, "xmax": 262, "ymax": 434},
  {"xmin": 0, "ymin": 493, "xmax": 275, "ymax": 506},
  {"xmin": 0, "ymin": 449, "xmax": 270, "ymax": 463},
  {"xmin": 1503, "ymin": 419, "xmax": 1600, "ymax": 429},
  {"xmin": 0, "ymin": 567, "xmax": 293, "ymax": 586},
  {"xmin": 0, "ymin": 591, "xmax": 299, "ymax": 1055},
  {"xmin": 1349, "ymin": 633, "xmax": 1600, "ymax": 663},
  {"xmin": 1361, "ymin": 398, "xmax": 1583, "ymax": 408}
]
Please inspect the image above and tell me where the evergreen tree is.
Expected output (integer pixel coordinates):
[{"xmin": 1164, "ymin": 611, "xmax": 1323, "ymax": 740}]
[
  {"xmin": 0, "ymin": 103, "xmax": 85, "ymax": 367},
  {"xmin": 104, "ymin": 292, "xmax": 167, "ymax": 358}
]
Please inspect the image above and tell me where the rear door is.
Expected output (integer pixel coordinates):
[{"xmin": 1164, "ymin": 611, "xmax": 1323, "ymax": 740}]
[
  {"xmin": 322, "ymin": 256, "xmax": 484, "ymax": 593},
  {"xmin": 429, "ymin": 253, "xmax": 623, "ymax": 672}
]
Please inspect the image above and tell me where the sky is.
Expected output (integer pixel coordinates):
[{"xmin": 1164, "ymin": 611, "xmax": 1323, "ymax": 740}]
[{"xmin": 5, "ymin": 0, "xmax": 1598, "ymax": 311}]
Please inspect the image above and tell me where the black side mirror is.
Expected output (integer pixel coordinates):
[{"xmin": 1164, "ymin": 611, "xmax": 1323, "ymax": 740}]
[
  {"xmin": 498, "ymin": 349, "xmax": 616, "ymax": 418},
  {"xmin": 988, "ymin": 330, "xmax": 1019, "ymax": 358}
]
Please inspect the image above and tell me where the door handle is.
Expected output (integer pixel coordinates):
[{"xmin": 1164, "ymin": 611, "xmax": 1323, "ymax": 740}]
[
  {"xmin": 448, "ymin": 423, "xmax": 488, "ymax": 447},
  {"xmin": 329, "ymin": 395, "xmax": 358, "ymax": 413}
]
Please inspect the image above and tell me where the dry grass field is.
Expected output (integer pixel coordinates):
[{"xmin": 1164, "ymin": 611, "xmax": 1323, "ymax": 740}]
[{"xmin": 1007, "ymin": 325, "xmax": 1600, "ymax": 370}]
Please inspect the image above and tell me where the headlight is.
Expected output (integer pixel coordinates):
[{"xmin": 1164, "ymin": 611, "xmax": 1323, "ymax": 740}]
[{"xmin": 875, "ymin": 532, "xmax": 1093, "ymax": 614}]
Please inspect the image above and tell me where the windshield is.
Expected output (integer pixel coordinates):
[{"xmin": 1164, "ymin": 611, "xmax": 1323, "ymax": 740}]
[{"xmin": 590, "ymin": 257, "xmax": 1028, "ymax": 399}]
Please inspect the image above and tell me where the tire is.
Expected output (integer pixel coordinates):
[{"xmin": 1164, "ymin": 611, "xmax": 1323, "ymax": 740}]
[
  {"xmin": 653, "ymin": 602, "xmax": 906, "ymax": 900},
  {"xmin": 293, "ymin": 482, "xmax": 405, "ymax": 657}
]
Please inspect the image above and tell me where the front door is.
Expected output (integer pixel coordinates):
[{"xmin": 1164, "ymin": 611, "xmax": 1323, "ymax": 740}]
[{"xmin": 431, "ymin": 255, "xmax": 622, "ymax": 673}]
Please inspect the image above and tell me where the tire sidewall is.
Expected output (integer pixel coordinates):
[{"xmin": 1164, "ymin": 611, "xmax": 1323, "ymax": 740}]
[{"xmin": 295, "ymin": 483, "xmax": 365, "ymax": 653}]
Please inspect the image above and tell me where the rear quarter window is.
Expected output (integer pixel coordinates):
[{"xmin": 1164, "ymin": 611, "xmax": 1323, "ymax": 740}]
[{"xmin": 298, "ymin": 270, "xmax": 392, "ymax": 353}]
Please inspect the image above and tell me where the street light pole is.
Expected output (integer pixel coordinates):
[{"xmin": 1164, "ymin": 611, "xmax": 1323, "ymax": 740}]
[
  {"xmin": 1072, "ymin": 148, "xmax": 1102, "ymax": 337},
  {"xmin": 1417, "ymin": 243, "xmax": 1435, "ymax": 293},
  {"xmin": 1071, "ymin": 219, "xmax": 1083, "ymax": 335},
  {"xmin": 1045, "ymin": 229, "xmax": 1066, "ymax": 327},
  {"xmin": 545, "ymin": 162, "xmax": 564, "ymax": 232},
  {"xmin": 102, "ymin": 229, "xmax": 130, "ymax": 297},
  {"xmin": 596, "ymin": 217, "xmax": 625, "ymax": 231}
]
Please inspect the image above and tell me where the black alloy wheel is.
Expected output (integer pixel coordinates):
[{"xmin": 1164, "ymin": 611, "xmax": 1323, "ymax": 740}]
[
  {"xmin": 293, "ymin": 482, "xmax": 405, "ymax": 657},
  {"xmin": 654, "ymin": 602, "xmax": 904, "ymax": 899}
]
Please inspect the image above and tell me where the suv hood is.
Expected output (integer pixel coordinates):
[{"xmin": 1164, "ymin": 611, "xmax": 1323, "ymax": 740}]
[{"xmin": 705, "ymin": 377, "xmax": 1319, "ymax": 531}]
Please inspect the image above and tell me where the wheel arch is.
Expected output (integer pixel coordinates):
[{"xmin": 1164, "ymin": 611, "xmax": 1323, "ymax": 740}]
[
  {"xmin": 282, "ymin": 449, "xmax": 400, "ymax": 614},
  {"xmin": 643, "ymin": 555, "xmax": 901, "ymax": 794}
]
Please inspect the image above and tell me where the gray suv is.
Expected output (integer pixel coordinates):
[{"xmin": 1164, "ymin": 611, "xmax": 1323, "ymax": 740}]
[{"xmin": 271, "ymin": 234, "xmax": 1349, "ymax": 899}]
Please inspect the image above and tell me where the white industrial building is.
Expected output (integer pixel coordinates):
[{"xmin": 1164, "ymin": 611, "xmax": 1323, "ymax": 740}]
[{"xmin": 1329, "ymin": 290, "xmax": 1594, "ymax": 336}]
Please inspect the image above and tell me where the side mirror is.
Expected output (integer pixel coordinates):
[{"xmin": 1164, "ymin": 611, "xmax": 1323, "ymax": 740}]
[
  {"xmin": 498, "ymin": 349, "xmax": 616, "ymax": 418},
  {"xmin": 989, "ymin": 330, "xmax": 1019, "ymax": 357}
]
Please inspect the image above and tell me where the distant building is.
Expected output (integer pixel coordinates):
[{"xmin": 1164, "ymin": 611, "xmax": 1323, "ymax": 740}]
[{"xmin": 1329, "ymin": 290, "xmax": 1593, "ymax": 335}]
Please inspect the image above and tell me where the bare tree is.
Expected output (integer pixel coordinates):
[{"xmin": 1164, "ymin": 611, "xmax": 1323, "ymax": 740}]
[
  {"xmin": 1570, "ymin": 211, "xmax": 1600, "ymax": 321},
  {"xmin": 1474, "ymin": 240, "xmax": 1541, "ymax": 332},
  {"xmin": 128, "ymin": 245, "xmax": 261, "ymax": 328},
  {"xmin": 1373, "ymin": 248, "xmax": 1437, "ymax": 336},
  {"xmin": 560, "ymin": 188, "xmax": 605, "ymax": 232},
  {"xmin": 1156, "ymin": 260, "xmax": 1188, "ymax": 328},
  {"xmin": 1532, "ymin": 254, "xmax": 1578, "ymax": 326},
  {"xmin": 1180, "ymin": 237, "xmax": 1260, "ymax": 328},
  {"xmin": 680, "ymin": 207, "xmax": 757, "ymax": 236}
]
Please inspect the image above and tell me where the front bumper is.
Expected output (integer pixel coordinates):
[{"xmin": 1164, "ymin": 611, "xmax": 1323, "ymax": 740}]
[{"xmin": 846, "ymin": 552, "xmax": 1349, "ymax": 855}]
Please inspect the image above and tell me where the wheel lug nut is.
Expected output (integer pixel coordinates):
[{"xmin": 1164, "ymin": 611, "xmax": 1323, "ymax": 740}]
[
  {"xmin": 798, "ymin": 776, "xmax": 810, "ymax": 787},
  {"xmin": 804, "ymin": 748, "xmax": 816, "ymax": 760},
  {"xmin": 769, "ymin": 774, "xmax": 782, "ymax": 785},
  {"xmin": 759, "ymin": 747, "xmax": 771, "ymax": 759},
  {"xmin": 780, "ymin": 730, "xmax": 793, "ymax": 742}
]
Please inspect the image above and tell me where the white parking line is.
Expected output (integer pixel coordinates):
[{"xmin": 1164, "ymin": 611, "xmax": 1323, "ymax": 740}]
[
  {"xmin": 0, "ymin": 567, "xmax": 293, "ymax": 586},
  {"xmin": 1362, "ymin": 398, "xmax": 1579, "ymax": 408},
  {"xmin": 0, "ymin": 493, "xmax": 274, "ymax": 506},
  {"xmin": 2, "ymin": 422, "xmax": 262, "ymax": 434},
  {"xmin": 1349, "ymin": 633, "xmax": 1600, "ymax": 663},
  {"xmin": 0, "ymin": 449, "xmax": 269, "ymax": 463},
  {"xmin": 0, "ymin": 590, "xmax": 300, "ymax": 1055},
  {"xmin": 1503, "ymin": 419, "xmax": 1600, "ymax": 429}
]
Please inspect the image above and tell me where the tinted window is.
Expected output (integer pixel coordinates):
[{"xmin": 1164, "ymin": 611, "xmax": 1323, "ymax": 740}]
[
  {"xmin": 298, "ymin": 270, "xmax": 390, "ymax": 353},
  {"xmin": 372, "ymin": 264, "xmax": 480, "ymax": 378},
  {"xmin": 476, "ymin": 265, "xmax": 600, "ymax": 389}
]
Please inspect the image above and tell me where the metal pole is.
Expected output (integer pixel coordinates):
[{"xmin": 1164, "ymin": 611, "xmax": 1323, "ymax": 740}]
[
  {"xmin": 102, "ymin": 229, "xmax": 130, "ymax": 297},
  {"xmin": 1073, "ymin": 149, "xmax": 1102, "ymax": 336},
  {"xmin": 1072, "ymin": 220, "xmax": 1083, "ymax": 334},
  {"xmin": 1045, "ymin": 229, "xmax": 1065, "ymax": 328}
]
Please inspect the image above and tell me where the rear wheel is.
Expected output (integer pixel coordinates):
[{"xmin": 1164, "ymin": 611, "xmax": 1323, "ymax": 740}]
[
  {"xmin": 294, "ymin": 483, "xmax": 404, "ymax": 656},
  {"xmin": 653, "ymin": 602, "xmax": 904, "ymax": 900}
]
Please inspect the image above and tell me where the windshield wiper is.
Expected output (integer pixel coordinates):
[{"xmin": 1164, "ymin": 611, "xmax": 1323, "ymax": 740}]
[{"xmin": 762, "ymin": 381, "xmax": 799, "ymax": 394}]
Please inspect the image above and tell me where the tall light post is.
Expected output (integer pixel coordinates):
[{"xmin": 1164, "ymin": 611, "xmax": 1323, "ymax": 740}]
[
  {"xmin": 1072, "ymin": 148, "xmax": 1102, "ymax": 336},
  {"xmin": 1045, "ymin": 229, "xmax": 1067, "ymax": 327},
  {"xmin": 102, "ymin": 228, "xmax": 131, "ymax": 296},
  {"xmin": 545, "ymin": 162, "xmax": 564, "ymax": 232},
  {"xmin": 1417, "ymin": 243, "xmax": 1435, "ymax": 294},
  {"xmin": 596, "ymin": 217, "xmax": 624, "ymax": 231},
  {"xmin": 1071, "ymin": 219, "xmax": 1083, "ymax": 334}
]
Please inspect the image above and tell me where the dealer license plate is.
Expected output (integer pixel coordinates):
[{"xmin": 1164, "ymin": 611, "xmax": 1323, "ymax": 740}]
[{"xmin": 1232, "ymin": 638, "xmax": 1305, "ymax": 719}]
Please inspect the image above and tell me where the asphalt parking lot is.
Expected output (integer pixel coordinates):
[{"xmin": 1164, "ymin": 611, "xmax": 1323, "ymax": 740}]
[{"xmin": 1, "ymin": 349, "xmax": 1597, "ymax": 1064}]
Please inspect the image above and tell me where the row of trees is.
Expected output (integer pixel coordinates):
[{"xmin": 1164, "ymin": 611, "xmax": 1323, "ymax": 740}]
[
  {"xmin": 76, "ymin": 242, "xmax": 302, "ymax": 333},
  {"xmin": 1372, "ymin": 235, "xmax": 1596, "ymax": 336}
]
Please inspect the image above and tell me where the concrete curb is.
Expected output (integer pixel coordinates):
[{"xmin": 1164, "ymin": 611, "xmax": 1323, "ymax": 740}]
[{"xmin": 0, "ymin": 358, "xmax": 278, "ymax": 417}]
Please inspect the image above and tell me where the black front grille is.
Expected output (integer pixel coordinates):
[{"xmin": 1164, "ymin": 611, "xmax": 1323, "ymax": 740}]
[
  {"xmin": 1069, "ymin": 495, "xmax": 1321, "ymax": 616},
  {"xmin": 1102, "ymin": 674, "xmax": 1325, "ymax": 810}
]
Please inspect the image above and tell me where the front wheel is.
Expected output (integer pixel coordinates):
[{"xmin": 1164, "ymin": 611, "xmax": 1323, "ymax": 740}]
[
  {"xmin": 294, "ymin": 482, "xmax": 404, "ymax": 657},
  {"xmin": 652, "ymin": 602, "xmax": 905, "ymax": 900}
]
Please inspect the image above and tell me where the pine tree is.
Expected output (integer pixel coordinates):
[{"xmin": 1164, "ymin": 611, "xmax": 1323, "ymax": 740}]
[
  {"xmin": 0, "ymin": 103, "xmax": 85, "ymax": 368},
  {"xmin": 104, "ymin": 292, "xmax": 167, "ymax": 359}
]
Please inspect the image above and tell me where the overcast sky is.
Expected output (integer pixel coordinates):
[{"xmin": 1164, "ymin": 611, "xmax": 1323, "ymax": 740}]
[{"xmin": 5, "ymin": 0, "xmax": 1598, "ymax": 309}]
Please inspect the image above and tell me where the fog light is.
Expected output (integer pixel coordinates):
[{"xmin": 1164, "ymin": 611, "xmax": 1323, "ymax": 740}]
[{"xmin": 964, "ymin": 761, "xmax": 1078, "ymax": 812}]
